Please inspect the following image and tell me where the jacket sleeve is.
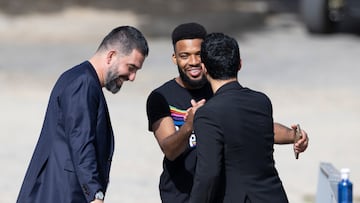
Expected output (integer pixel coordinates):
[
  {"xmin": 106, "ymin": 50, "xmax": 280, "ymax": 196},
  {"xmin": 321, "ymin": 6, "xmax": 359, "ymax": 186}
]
[
  {"xmin": 60, "ymin": 77, "xmax": 102, "ymax": 202},
  {"xmin": 190, "ymin": 107, "xmax": 224, "ymax": 203}
]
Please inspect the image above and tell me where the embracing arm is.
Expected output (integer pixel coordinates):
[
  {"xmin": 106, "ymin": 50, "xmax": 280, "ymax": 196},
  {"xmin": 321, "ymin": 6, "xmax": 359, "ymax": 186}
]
[{"xmin": 274, "ymin": 122, "xmax": 309, "ymax": 153}]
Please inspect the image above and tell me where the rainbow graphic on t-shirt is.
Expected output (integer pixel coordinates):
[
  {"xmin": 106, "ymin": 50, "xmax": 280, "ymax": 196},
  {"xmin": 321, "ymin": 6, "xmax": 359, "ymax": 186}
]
[
  {"xmin": 169, "ymin": 105, "xmax": 186, "ymax": 126},
  {"xmin": 169, "ymin": 105, "xmax": 197, "ymax": 148}
]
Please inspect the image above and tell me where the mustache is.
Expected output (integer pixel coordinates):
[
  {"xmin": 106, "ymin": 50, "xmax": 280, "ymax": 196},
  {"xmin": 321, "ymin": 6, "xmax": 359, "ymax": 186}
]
[{"xmin": 119, "ymin": 76, "xmax": 129, "ymax": 81}]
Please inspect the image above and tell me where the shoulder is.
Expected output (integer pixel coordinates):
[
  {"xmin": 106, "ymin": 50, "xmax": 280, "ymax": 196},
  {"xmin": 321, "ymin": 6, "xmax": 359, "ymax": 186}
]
[
  {"xmin": 147, "ymin": 79, "xmax": 186, "ymax": 101},
  {"xmin": 238, "ymin": 88, "xmax": 273, "ymax": 111},
  {"xmin": 244, "ymin": 87, "xmax": 271, "ymax": 101},
  {"xmin": 151, "ymin": 79, "xmax": 179, "ymax": 93},
  {"xmin": 62, "ymin": 62, "xmax": 98, "ymax": 84},
  {"xmin": 53, "ymin": 62, "xmax": 101, "ymax": 96},
  {"xmin": 146, "ymin": 79, "xmax": 179, "ymax": 109}
]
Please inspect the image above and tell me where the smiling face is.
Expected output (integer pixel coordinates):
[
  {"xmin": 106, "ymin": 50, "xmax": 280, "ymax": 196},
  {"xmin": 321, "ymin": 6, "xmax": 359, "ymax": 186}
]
[
  {"xmin": 172, "ymin": 38, "xmax": 207, "ymax": 89},
  {"xmin": 105, "ymin": 49, "xmax": 145, "ymax": 94}
]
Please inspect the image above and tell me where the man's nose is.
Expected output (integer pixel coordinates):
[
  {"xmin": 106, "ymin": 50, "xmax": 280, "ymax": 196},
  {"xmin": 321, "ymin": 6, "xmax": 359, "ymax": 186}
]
[
  {"xmin": 128, "ymin": 72, "xmax": 136, "ymax": 81},
  {"xmin": 189, "ymin": 55, "xmax": 200, "ymax": 65}
]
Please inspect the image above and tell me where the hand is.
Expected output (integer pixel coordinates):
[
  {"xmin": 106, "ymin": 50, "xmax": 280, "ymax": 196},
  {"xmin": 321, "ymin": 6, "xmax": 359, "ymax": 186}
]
[
  {"xmin": 90, "ymin": 199, "xmax": 104, "ymax": 203},
  {"xmin": 291, "ymin": 124, "xmax": 309, "ymax": 154},
  {"xmin": 184, "ymin": 99, "xmax": 206, "ymax": 122}
]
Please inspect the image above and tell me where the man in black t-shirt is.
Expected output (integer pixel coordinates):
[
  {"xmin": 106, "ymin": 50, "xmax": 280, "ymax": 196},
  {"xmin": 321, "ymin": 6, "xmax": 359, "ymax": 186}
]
[
  {"xmin": 146, "ymin": 22, "xmax": 309, "ymax": 203},
  {"xmin": 147, "ymin": 80, "xmax": 212, "ymax": 202}
]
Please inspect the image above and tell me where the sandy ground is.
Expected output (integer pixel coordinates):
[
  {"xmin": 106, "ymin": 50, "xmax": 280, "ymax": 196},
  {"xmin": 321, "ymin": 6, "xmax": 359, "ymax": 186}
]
[{"xmin": 1, "ymin": 7, "xmax": 360, "ymax": 203}]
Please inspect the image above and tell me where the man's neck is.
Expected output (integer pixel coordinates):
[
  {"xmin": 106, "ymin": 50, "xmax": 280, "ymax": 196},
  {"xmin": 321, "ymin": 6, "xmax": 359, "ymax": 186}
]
[
  {"xmin": 89, "ymin": 57, "xmax": 105, "ymax": 87},
  {"xmin": 175, "ymin": 77, "xmax": 205, "ymax": 90},
  {"xmin": 209, "ymin": 78, "xmax": 237, "ymax": 93}
]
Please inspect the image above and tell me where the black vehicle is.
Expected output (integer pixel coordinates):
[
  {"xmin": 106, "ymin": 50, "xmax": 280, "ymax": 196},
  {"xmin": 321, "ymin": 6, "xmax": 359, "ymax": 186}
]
[{"xmin": 301, "ymin": 0, "xmax": 360, "ymax": 33}]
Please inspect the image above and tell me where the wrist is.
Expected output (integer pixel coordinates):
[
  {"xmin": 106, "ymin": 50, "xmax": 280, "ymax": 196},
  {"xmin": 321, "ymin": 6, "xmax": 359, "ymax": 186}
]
[
  {"xmin": 94, "ymin": 190, "xmax": 104, "ymax": 201},
  {"xmin": 181, "ymin": 120, "xmax": 193, "ymax": 134},
  {"xmin": 91, "ymin": 199, "xmax": 104, "ymax": 203}
]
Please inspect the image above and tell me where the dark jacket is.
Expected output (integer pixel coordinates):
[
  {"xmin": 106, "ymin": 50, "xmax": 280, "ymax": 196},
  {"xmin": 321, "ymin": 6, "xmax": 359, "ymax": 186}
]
[
  {"xmin": 17, "ymin": 61, "xmax": 114, "ymax": 203},
  {"xmin": 190, "ymin": 81, "xmax": 288, "ymax": 203}
]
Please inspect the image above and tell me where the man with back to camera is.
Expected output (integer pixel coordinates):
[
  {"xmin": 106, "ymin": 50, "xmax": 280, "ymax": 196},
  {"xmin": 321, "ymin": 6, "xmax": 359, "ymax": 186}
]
[
  {"xmin": 146, "ymin": 22, "xmax": 308, "ymax": 203},
  {"xmin": 17, "ymin": 26, "xmax": 149, "ymax": 203},
  {"xmin": 190, "ymin": 32, "xmax": 288, "ymax": 203}
]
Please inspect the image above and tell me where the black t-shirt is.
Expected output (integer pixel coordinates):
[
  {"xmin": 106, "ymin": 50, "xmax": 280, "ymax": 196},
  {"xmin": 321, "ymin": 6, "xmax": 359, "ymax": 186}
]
[{"xmin": 146, "ymin": 79, "xmax": 213, "ymax": 203}]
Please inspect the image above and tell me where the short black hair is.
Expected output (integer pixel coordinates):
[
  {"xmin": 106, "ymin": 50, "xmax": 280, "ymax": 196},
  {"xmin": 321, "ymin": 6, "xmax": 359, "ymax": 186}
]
[
  {"xmin": 201, "ymin": 32, "xmax": 240, "ymax": 80},
  {"xmin": 98, "ymin": 26, "xmax": 149, "ymax": 57},
  {"xmin": 171, "ymin": 22, "xmax": 207, "ymax": 46}
]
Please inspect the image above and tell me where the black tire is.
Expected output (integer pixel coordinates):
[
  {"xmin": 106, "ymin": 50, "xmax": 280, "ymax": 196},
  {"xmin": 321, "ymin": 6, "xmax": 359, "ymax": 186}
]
[{"xmin": 300, "ymin": 0, "xmax": 334, "ymax": 33}]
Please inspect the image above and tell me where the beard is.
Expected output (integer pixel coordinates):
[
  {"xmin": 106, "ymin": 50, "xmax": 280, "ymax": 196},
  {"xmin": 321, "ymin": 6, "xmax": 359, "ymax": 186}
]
[
  {"xmin": 178, "ymin": 66, "xmax": 208, "ymax": 89},
  {"xmin": 105, "ymin": 78, "xmax": 121, "ymax": 94},
  {"xmin": 105, "ymin": 65, "xmax": 123, "ymax": 94}
]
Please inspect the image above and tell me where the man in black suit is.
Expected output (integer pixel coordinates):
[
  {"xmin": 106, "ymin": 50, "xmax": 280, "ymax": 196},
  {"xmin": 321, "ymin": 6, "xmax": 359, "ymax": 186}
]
[
  {"xmin": 190, "ymin": 33, "xmax": 288, "ymax": 203},
  {"xmin": 17, "ymin": 26, "xmax": 149, "ymax": 203}
]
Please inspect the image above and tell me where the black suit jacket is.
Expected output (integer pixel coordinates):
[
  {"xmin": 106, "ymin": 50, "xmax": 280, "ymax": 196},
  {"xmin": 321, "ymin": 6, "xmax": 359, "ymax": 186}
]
[
  {"xmin": 190, "ymin": 81, "xmax": 288, "ymax": 203},
  {"xmin": 17, "ymin": 61, "xmax": 114, "ymax": 203}
]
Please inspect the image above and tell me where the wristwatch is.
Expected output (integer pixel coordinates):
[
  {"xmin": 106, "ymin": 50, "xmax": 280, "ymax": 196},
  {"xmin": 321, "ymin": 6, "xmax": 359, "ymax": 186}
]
[{"xmin": 95, "ymin": 191, "xmax": 104, "ymax": 200}]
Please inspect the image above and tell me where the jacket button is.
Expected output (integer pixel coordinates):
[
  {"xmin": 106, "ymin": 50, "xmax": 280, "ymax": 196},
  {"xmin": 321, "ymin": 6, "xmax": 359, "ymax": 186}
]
[{"xmin": 82, "ymin": 185, "xmax": 90, "ymax": 196}]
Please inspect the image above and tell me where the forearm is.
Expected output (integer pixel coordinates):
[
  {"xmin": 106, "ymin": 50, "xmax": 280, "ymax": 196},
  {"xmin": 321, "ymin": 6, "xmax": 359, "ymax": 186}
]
[
  {"xmin": 162, "ymin": 125, "xmax": 192, "ymax": 160},
  {"xmin": 156, "ymin": 119, "xmax": 193, "ymax": 161},
  {"xmin": 274, "ymin": 122, "xmax": 294, "ymax": 144}
]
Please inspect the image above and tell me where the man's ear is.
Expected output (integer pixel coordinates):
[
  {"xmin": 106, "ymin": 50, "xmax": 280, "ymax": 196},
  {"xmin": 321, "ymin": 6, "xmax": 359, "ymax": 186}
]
[
  {"xmin": 204, "ymin": 65, "xmax": 212, "ymax": 82},
  {"xmin": 202, "ymin": 63, "xmax": 207, "ymax": 74},
  {"xmin": 171, "ymin": 53, "xmax": 177, "ymax": 65},
  {"xmin": 106, "ymin": 50, "xmax": 116, "ymax": 64},
  {"xmin": 238, "ymin": 59, "xmax": 242, "ymax": 71}
]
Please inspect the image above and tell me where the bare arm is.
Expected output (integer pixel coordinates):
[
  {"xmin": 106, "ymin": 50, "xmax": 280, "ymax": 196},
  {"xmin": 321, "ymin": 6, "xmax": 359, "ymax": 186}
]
[
  {"xmin": 152, "ymin": 116, "xmax": 193, "ymax": 160},
  {"xmin": 274, "ymin": 122, "xmax": 309, "ymax": 153},
  {"xmin": 153, "ymin": 99, "xmax": 205, "ymax": 161}
]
